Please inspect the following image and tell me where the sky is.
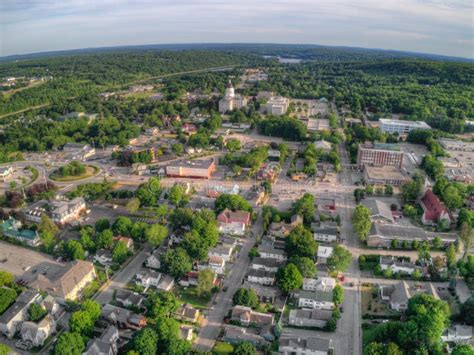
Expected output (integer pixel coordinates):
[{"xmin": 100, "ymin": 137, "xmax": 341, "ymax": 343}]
[{"xmin": 1, "ymin": 0, "xmax": 473, "ymax": 58}]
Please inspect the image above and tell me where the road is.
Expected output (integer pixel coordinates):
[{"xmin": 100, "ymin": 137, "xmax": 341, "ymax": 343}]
[
  {"xmin": 193, "ymin": 213, "xmax": 263, "ymax": 352},
  {"xmin": 94, "ymin": 243, "xmax": 153, "ymax": 305}
]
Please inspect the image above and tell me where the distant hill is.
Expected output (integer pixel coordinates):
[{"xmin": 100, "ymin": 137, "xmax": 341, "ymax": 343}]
[{"xmin": 1, "ymin": 43, "xmax": 472, "ymax": 64}]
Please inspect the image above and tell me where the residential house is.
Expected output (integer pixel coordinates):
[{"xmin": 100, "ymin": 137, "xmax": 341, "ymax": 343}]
[
  {"xmin": 145, "ymin": 249, "xmax": 162, "ymax": 269},
  {"xmin": 156, "ymin": 275, "xmax": 175, "ymax": 292},
  {"xmin": 288, "ymin": 309, "xmax": 333, "ymax": 328},
  {"xmin": 379, "ymin": 257, "xmax": 418, "ymax": 275},
  {"xmin": 314, "ymin": 140, "xmax": 332, "ymax": 153},
  {"xmin": 0, "ymin": 218, "xmax": 41, "ymax": 247},
  {"xmin": 174, "ymin": 303, "xmax": 200, "ymax": 323},
  {"xmin": 242, "ymin": 282, "xmax": 278, "ymax": 304},
  {"xmin": 247, "ymin": 269, "xmax": 276, "ymax": 286},
  {"xmin": 115, "ymin": 289, "xmax": 145, "ymax": 309},
  {"xmin": 101, "ymin": 304, "xmax": 146, "ymax": 330},
  {"xmin": 313, "ymin": 226, "xmax": 338, "ymax": 243},
  {"xmin": 250, "ymin": 257, "xmax": 283, "ymax": 273},
  {"xmin": 380, "ymin": 281, "xmax": 440, "ymax": 311},
  {"xmin": 268, "ymin": 214, "xmax": 303, "ymax": 237},
  {"xmin": 0, "ymin": 289, "xmax": 42, "ymax": 338},
  {"xmin": 257, "ymin": 245, "xmax": 287, "ymax": 261},
  {"xmin": 208, "ymin": 244, "xmax": 234, "ymax": 262},
  {"xmin": 0, "ymin": 166, "xmax": 13, "ymax": 182},
  {"xmin": 303, "ymin": 277, "xmax": 336, "ymax": 292},
  {"xmin": 20, "ymin": 315, "xmax": 55, "ymax": 347},
  {"xmin": 41, "ymin": 295, "xmax": 61, "ymax": 319},
  {"xmin": 217, "ymin": 209, "xmax": 251, "ymax": 236},
  {"xmin": 362, "ymin": 198, "xmax": 395, "ymax": 223},
  {"xmin": 198, "ymin": 255, "xmax": 226, "ymax": 275},
  {"xmin": 296, "ymin": 290, "xmax": 335, "ymax": 310},
  {"xmin": 83, "ymin": 325, "xmax": 119, "ymax": 355},
  {"xmin": 29, "ymin": 260, "xmax": 96, "ymax": 301},
  {"xmin": 317, "ymin": 246, "xmax": 333, "ymax": 265},
  {"xmin": 420, "ymin": 190, "xmax": 451, "ymax": 226},
  {"xmin": 231, "ymin": 306, "xmax": 274, "ymax": 326},
  {"xmin": 224, "ymin": 326, "xmax": 267, "ymax": 347},
  {"xmin": 94, "ymin": 249, "xmax": 113, "ymax": 266},
  {"xmin": 441, "ymin": 325, "xmax": 473, "ymax": 344},
  {"xmin": 315, "ymin": 198, "xmax": 337, "ymax": 216},
  {"xmin": 112, "ymin": 236, "xmax": 134, "ymax": 249},
  {"xmin": 279, "ymin": 336, "xmax": 332, "ymax": 355},
  {"xmin": 135, "ymin": 270, "xmax": 162, "ymax": 288},
  {"xmin": 179, "ymin": 325, "xmax": 194, "ymax": 341}
]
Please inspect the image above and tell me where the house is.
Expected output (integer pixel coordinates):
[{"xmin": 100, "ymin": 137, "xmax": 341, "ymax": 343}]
[
  {"xmin": 135, "ymin": 270, "xmax": 162, "ymax": 288},
  {"xmin": 242, "ymin": 282, "xmax": 278, "ymax": 304},
  {"xmin": 231, "ymin": 306, "xmax": 275, "ymax": 326},
  {"xmin": 208, "ymin": 244, "xmax": 234, "ymax": 262},
  {"xmin": 251, "ymin": 257, "xmax": 284, "ymax": 273},
  {"xmin": 303, "ymin": 277, "xmax": 336, "ymax": 292},
  {"xmin": 115, "ymin": 289, "xmax": 145, "ymax": 309},
  {"xmin": 441, "ymin": 324, "xmax": 473, "ymax": 344},
  {"xmin": 313, "ymin": 226, "xmax": 338, "ymax": 243},
  {"xmin": 317, "ymin": 246, "xmax": 333, "ymax": 264},
  {"xmin": 145, "ymin": 249, "xmax": 162, "ymax": 269},
  {"xmin": 156, "ymin": 275, "xmax": 175, "ymax": 292},
  {"xmin": 0, "ymin": 166, "xmax": 13, "ymax": 182},
  {"xmin": 296, "ymin": 290, "xmax": 334, "ymax": 310},
  {"xmin": 268, "ymin": 214, "xmax": 303, "ymax": 238},
  {"xmin": 179, "ymin": 271, "xmax": 200, "ymax": 287},
  {"xmin": 20, "ymin": 314, "xmax": 55, "ymax": 347},
  {"xmin": 380, "ymin": 281, "xmax": 440, "ymax": 311},
  {"xmin": 362, "ymin": 198, "xmax": 395, "ymax": 223},
  {"xmin": 145, "ymin": 127, "xmax": 159, "ymax": 136},
  {"xmin": 0, "ymin": 290, "xmax": 42, "ymax": 338},
  {"xmin": 0, "ymin": 218, "xmax": 41, "ymax": 246},
  {"xmin": 83, "ymin": 325, "xmax": 119, "ymax": 355},
  {"xmin": 314, "ymin": 140, "xmax": 332, "ymax": 153},
  {"xmin": 224, "ymin": 326, "xmax": 267, "ymax": 347},
  {"xmin": 24, "ymin": 197, "xmax": 87, "ymax": 224},
  {"xmin": 113, "ymin": 236, "xmax": 134, "ymax": 249},
  {"xmin": 247, "ymin": 269, "xmax": 276, "ymax": 286},
  {"xmin": 288, "ymin": 309, "xmax": 332, "ymax": 328},
  {"xmin": 379, "ymin": 256, "xmax": 418, "ymax": 275},
  {"xmin": 101, "ymin": 304, "xmax": 146, "ymax": 330},
  {"xmin": 315, "ymin": 198, "xmax": 337, "ymax": 216},
  {"xmin": 257, "ymin": 245, "xmax": 287, "ymax": 261},
  {"xmin": 29, "ymin": 260, "xmax": 96, "ymax": 300},
  {"xmin": 41, "ymin": 295, "xmax": 61, "ymax": 319},
  {"xmin": 217, "ymin": 209, "xmax": 251, "ymax": 235},
  {"xmin": 198, "ymin": 255, "xmax": 226, "ymax": 275},
  {"xmin": 179, "ymin": 325, "xmax": 194, "ymax": 341},
  {"xmin": 182, "ymin": 123, "xmax": 197, "ymax": 134},
  {"xmin": 174, "ymin": 303, "xmax": 200, "ymax": 323},
  {"xmin": 94, "ymin": 249, "xmax": 113, "ymax": 266},
  {"xmin": 279, "ymin": 336, "xmax": 332, "ymax": 355},
  {"xmin": 420, "ymin": 190, "xmax": 451, "ymax": 226}
]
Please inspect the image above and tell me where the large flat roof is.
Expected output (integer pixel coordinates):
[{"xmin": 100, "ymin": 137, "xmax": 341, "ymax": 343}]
[
  {"xmin": 379, "ymin": 118, "xmax": 431, "ymax": 129},
  {"xmin": 365, "ymin": 166, "xmax": 408, "ymax": 180}
]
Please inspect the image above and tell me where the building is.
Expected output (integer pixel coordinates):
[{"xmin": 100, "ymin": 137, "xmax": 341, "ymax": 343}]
[
  {"xmin": 156, "ymin": 275, "xmax": 174, "ymax": 292},
  {"xmin": 266, "ymin": 96, "xmax": 290, "ymax": 116},
  {"xmin": 251, "ymin": 257, "xmax": 284, "ymax": 273},
  {"xmin": 296, "ymin": 290, "xmax": 334, "ymax": 310},
  {"xmin": 83, "ymin": 325, "xmax": 119, "ymax": 355},
  {"xmin": 279, "ymin": 336, "xmax": 332, "ymax": 355},
  {"xmin": 94, "ymin": 249, "xmax": 113, "ymax": 266},
  {"xmin": 379, "ymin": 257, "xmax": 418, "ymax": 275},
  {"xmin": 0, "ymin": 290, "xmax": 42, "ymax": 339},
  {"xmin": 101, "ymin": 304, "xmax": 146, "ymax": 330},
  {"xmin": 380, "ymin": 281, "xmax": 440, "ymax": 311},
  {"xmin": 208, "ymin": 244, "xmax": 234, "ymax": 262},
  {"xmin": 268, "ymin": 214, "xmax": 303, "ymax": 238},
  {"xmin": 145, "ymin": 249, "xmax": 162, "ymax": 269},
  {"xmin": 24, "ymin": 198, "xmax": 87, "ymax": 225},
  {"xmin": 165, "ymin": 159, "xmax": 216, "ymax": 179},
  {"xmin": 224, "ymin": 326, "xmax": 267, "ymax": 347},
  {"xmin": 113, "ymin": 236, "xmax": 134, "ymax": 249},
  {"xmin": 30, "ymin": 260, "xmax": 96, "ymax": 300},
  {"xmin": 441, "ymin": 325, "xmax": 473, "ymax": 344},
  {"xmin": 247, "ymin": 269, "xmax": 276, "ymax": 286},
  {"xmin": 174, "ymin": 303, "xmax": 200, "ymax": 323},
  {"xmin": 257, "ymin": 245, "xmax": 287, "ymax": 261},
  {"xmin": 313, "ymin": 226, "xmax": 338, "ymax": 243},
  {"xmin": 182, "ymin": 123, "xmax": 197, "ymax": 135},
  {"xmin": 179, "ymin": 325, "xmax": 194, "ymax": 341},
  {"xmin": 314, "ymin": 140, "xmax": 332, "ymax": 153},
  {"xmin": 379, "ymin": 119, "xmax": 430, "ymax": 134},
  {"xmin": 317, "ymin": 246, "xmax": 333, "ymax": 264},
  {"xmin": 115, "ymin": 289, "xmax": 145, "ymax": 309},
  {"xmin": 0, "ymin": 166, "xmax": 13, "ymax": 182},
  {"xmin": 302, "ymin": 277, "xmax": 336, "ymax": 292},
  {"xmin": 438, "ymin": 138, "xmax": 474, "ymax": 152},
  {"xmin": 420, "ymin": 189, "xmax": 451, "ymax": 226},
  {"xmin": 217, "ymin": 209, "xmax": 251, "ymax": 235},
  {"xmin": 231, "ymin": 306, "xmax": 275, "ymax": 326},
  {"xmin": 0, "ymin": 218, "xmax": 41, "ymax": 246},
  {"xmin": 315, "ymin": 198, "xmax": 337, "ymax": 216},
  {"xmin": 366, "ymin": 223, "xmax": 457, "ymax": 248},
  {"xmin": 362, "ymin": 198, "xmax": 395, "ymax": 223},
  {"xmin": 357, "ymin": 142, "xmax": 404, "ymax": 169},
  {"xmin": 288, "ymin": 309, "xmax": 332, "ymax": 328},
  {"xmin": 198, "ymin": 255, "xmax": 226, "ymax": 275},
  {"xmin": 20, "ymin": 314, "xmax": 55, "ymax": 347},
  {"xmin": 219, "ymin": 81, "xmax": 248, "ymax": 113},
  {"xmin": 242, "ymin": 281, "xmax": 278, "ymax": 304},
  {"xmin": 120, "ymin": 147, "xmax": 160, "ymax": 166},
  {"xmin": 364, "ymin": 165, "xmax": 409, "ymax": 186},
  {"xmin": 135, "ymin": 270, "xmax": 162, "ymax": 288},
  {"xmin": 62, "ymin": 143, "xmax": 96, "ymax": 160}
]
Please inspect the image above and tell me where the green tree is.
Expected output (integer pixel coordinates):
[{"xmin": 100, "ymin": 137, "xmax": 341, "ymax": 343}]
[
  {"xmin": 332, "ymin": 284, "xmax": 344, "ymax": 305},
  {"xmin": 286, "ymin": 225, "xmax": 317, "ymax": 258},
  {"xmin": 196, "ymin": 269, "xmax": 215, "ymax": 298},
  {"xmin": 412, "ymin": 269, "xmax": 423, "ymax": 280},
  {"xmin": 401, "ymin": 176, "xmax": 423, "ymax": 203},
  {"xmin": 28, "ymin": 303, "xmax": 47, "ymax": 321},
  {"xmin": 54, "ymin": 332, "xmax": 85, "ymax": 355},
  {"xmin": 445, "ymin": 244, "xmax": 457, "ymax": 268},
  {"xmin": 82, "ymin": 299, "xmax": 101, "ymax": 322},
  {"xmin": 112, "ymin": 216, "xmax": 133, "ymax": 236},
  {"xmin": 352, "ymin": 205, "xmax": 372, "ymax": 241},
  {"xmin": 112, "ymin": 241, "xmax": 129, "ymax": 263},
  {"xmin": 0, "ymin": 344, "xmax": 11, "ymax": 355},
  {"xmin": 126, "ymin": 197, "xmax": 141, "ymax": 213},
  {"xmin": 451, "ymin": 345, "xmax": 474, "ymax": 355},
  {"xmin": 233, "ymin": 288, "xmax": 259, "ymax": 308},
  {"xmin": 232, "ymin": 341, "xmax": 257, "ymax": 355},
  {"xmin": 385, "ymin": 342, "xmax": 403, "ymax": 355},
  {"xmin": 291, "ymin": 256, "xmax": 317, "ymax": 278},
  {"xmin": 40, "ymin": 231, "xmax": 58, "ymax": 254},
  {"xmin": 292, "ymin": 193, "xmax": 316, "ymax": 224},
  {"xmin": 459, "ymin": 222, "xmax": 473, "ymax": 257},
  {"xmin": 95, "ymin": 218, "xmax": 110, "ymax": 232},
  {"xmin": 96, "ymin": 228, "xmax": 114, "ymax": 249},
  {"xmin": 403, "ymin": 204, "xmax": 417, "ymax": 218},
  {"xmin": 0, "ymin": 271, "xmax": 14, "ymax": 287},
  {"xmin": 215, "ymin": 194, "xmax": 252, "ymax": 214},
  {"xmin": 66, "ymin": 240, "xmax": 85, "ymax": 260},
  {"xmin": 461, "ymin": 297, "xmax": 474, "ymax": 325},
  {"xmin": 385, "ymin": 185, "xmax": 394, "ymax": 196},
  {"xmin": 432, "ymin": 236, "xmax": 442, "ymax": 249},
  {"xmin": 0, "ymin": 288, "xmax": 17, "ymax": 315},
  {"xmin": 145, "ymin": 224, "xmax": 168, "ymax": 246},
  {"xmin": 69, "ymin": 311, "xmax": 94, "ymax": 336},
  {"xmin": 136, "ymin": 177, "xmax": 162, "ymax": 207},
  {"xmin": 146, "ymin": 291, "xmax": 179, "ymax": 319},
  {"xmin": 130, "ymin": 328, "xmax": 158, "ymax": 355},
  {"xmin": 354, "ymin": 188, "xmax": 365, "ymax": 203},
  {"xmin": 277, "ymin": 263, "xmax": 303, "ymax": 293},
  {"xmin": 171, "ymin": 143, "xmax": 184, "ymax": 155},
  {"xmin": 226, "ymin": 138, "xmax": 241, "ymax": 152},
  {"xmin": 326, "ymin": 245, "xmax": 352, "ymax": 273},
  {"xmin": 38, "ymin": 214, "xmax": 59, "ymax": 235},
  {"xmin": 168, "ymin": 184, "xmax": 187, "ymax": 207},
  {"xmin": 161, "ymin": 247, "xmax": 192, "ymax": 278}
]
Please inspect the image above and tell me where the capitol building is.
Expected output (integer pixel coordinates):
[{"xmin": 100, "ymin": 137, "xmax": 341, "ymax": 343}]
[{"xmin": 218, "ymin": 80, "xmax": 247, "ymax": 113}]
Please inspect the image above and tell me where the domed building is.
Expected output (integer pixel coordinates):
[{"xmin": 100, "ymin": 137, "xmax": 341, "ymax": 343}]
[{"xmin": 218, "ymin": 80, "xmax": 247, "ymax": 113}]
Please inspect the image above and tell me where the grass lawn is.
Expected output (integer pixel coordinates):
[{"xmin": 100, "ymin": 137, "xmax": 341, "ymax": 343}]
[
  {"xmin": 175, "ymin": 286, "xmax": 211, "ymax": 309},
  {"xmin": 212, "ymin": 341, "xmax": 233, "ymax": 355},
  {"xmin": 50, "ymin": 166, "xmax": 99, "ymax": 181}
]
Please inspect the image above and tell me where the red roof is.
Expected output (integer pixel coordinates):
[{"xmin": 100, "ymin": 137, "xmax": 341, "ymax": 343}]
[
  {"xmin": 217, "ymin": 208, "xmax": 251, "ymax": 225},
  {"xmin": 420, "ymin": 190, "xmax": 448, "ymax": 222}
]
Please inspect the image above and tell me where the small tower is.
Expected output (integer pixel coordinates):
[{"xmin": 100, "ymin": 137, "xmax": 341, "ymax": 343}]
[{"xmin": 225, "ymin": 80, "xmax": 235, "ymax": 99}]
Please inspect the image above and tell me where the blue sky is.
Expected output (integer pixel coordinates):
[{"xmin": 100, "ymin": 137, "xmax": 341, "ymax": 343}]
[{"xmin": 1, "ymin": 0, "xmax": 473, "ymax": 58}]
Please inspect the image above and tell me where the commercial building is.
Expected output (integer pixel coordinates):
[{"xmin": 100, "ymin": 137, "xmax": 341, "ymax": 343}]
[
  {"xmin": 357, "ymin": 142, "xmax": 404, "ymax": 169},
  {"xmin": 266, "ymin": 96, "xmax": 290, "ymax": 116},
  {"xmin": 24, "ymin": 197, "xmax": 87, "ymax": 225},
  {"xmin": 165, "ymin": 159, "xmax": 216, "ymax": 179},
  {"xmin": 219, "ymin": 80, "xmax": 247, "ymax": 113},
  {"xmin": 379, "ymin": 119, "xmax": 430, "ymax": 134},
  {"xmin": 0, "ymin": 218, "xmax": 41, "ymax": 246},
  {"xmin": 364, "ymin": 166, "xmax": 409, "ymax": 186}
]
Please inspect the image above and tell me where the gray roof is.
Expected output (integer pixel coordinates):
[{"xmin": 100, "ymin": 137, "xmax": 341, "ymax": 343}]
[
  {"xmin": 297, "ymin": 289, "xmax": 333, "ymax": 302},
  {"xmin": 247, "ymin": 269, "xmax": 276, "ymax": 279},
  {"xmin": 313, "ymin": 226, "xmax": 338, "ymax": 236},
  {"xmin": 251, "ymin": 257, "xmax": 284, "ymax": 269},
  {"xmin": 257, "ymin": 244, "xmax": 286, "ymax": 256},
  {"xmin": 115, "ymin": 289, "xmax": 145, "ymax": 305},
  {"xmin": 289, "ymin": 309, "xmax": 332, "ymax": 321},
  {"xmin": 363, "ymin": 198, "xmax": 394, "ymax": 222},
  {"xmin": 0, "ymin": 289, "xmax": 40, "ymax": 324},
  {"xmin": 280, "ymin": 336, "xmax": 331, "ymax": 352},
  {"xmin": 242, "ymin": 281, "xmax": 278, "ymax": 298},
  {"xmin": 369, "ymin": 223, "xmax": 458, "ymax": 242},
  {"xmin": 389, "ymin": 281, "xmax": 411, "ymax": 304},
  {"xmin": 167, "ymin": 159, "xmax": 214, "ymax": 169}
]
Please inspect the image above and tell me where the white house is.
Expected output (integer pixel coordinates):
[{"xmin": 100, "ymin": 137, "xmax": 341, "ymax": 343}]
[
  {"xmin": 208, "ymin": 244, "xmax": 234, "ymax": 262},
  {"xmin": 257, "ymin": 245, "xmax": 287, "ymax": 261},
  {"xmin": 313, "ymin": 226, "xmax": 338, "ymax": 243},
  {"xmin": 303, "ymin": 277, "xmax": 336, "ymax": 292},
  {"xmin": 198, "ymin": 256, "xmax": 226, "ymax": 275},
  {"xmin": 156, "ymin": 275, "xmax": 175, "ymax": 292},
  {"xmin": 20, "ymin": 315, "xmax": 55, "ymax": 347},
  {"xmin": 246, "ymin": 269, "xmax": 276, "ymax": 286},
  {"xmin": 296, "ymin": 290, "xmax": 334, "ymax": 310},
  {"xmin": 250, "ymin": 257, "xmax": 283, "ymax": 273},
  {"xmin": 145, "ymin": 250, "xmax": 162, "ymax": 269},
  {"xmin": 279, "ymin": 336, "xmax": 332, "ymax": 355},
  {"xmin": 379, "ymin": 257, "xmax": 418, "ymax": 275},
  {"xmin": 0, "ymin": 290, "xmax": 42, "ymax": 338},
  {"xmin": 317, "ymin": 246, "xmax": 333, "ymax": 265},
  {"xmin": 135, "ymin": 270, "xmax": 162, "ymax": 288},
  {"xmin": 94, "ymin": 249, "xmax": 113, "ymax": 266}
]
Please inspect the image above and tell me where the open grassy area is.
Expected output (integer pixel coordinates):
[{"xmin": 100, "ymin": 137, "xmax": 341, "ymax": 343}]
[
  {"xmin": 50, "ymin": 165, "xmax": 98, "ymax": 181},
  {"xmin": 212, "ymin": 341, "xmax": 234, "ymax": 355},
  {"xmin": 175, "ymin": 286, "xmax": 211, "ymax": 310}
]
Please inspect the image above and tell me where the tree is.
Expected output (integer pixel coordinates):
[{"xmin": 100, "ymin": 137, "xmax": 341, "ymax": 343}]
[
  {"xmin": 291, "ymin": 256, "xmax": 317, "ymax": 278},
  {"xmin": 145, "ymin": 224, "xmax": 168, "ymax": 246},
  {"xmin": 391, "ymin": 239, "xmax": 399, "ymax": 249},
  {"xmin": 136, "ymin": 177, "xmax": 162, "ymax": 207},
  {"xmin": 38, "ymin": 214, "xmax": 59, "ymax": 235},
  {"xmin": 326, "ymin": 245, "xmax": 352, "ymax": 273},
  {"xmin": 66, "ymin": 240, "xmax": 85, "ymax": 260},
  {"xmin": 196, "ymin": 269, "xmax": 215, "ymax": 298},
  {"xmin": 432, "ymin": 236, "xmax": 442, "ymax": 249},
  {"xmin": 126, "ymin": 197, "xmax": 141, "ymax": 213},
  {"xmin": 352, "ymin": 205, "xmax": 372, "ymax": 241},
  {"xmin": 69, "ymin": 311, "xmax": 94, "ymax": 336},
  {"xmin": 461, "ymin": 297, "xmax": 474, "ymax": 325},
  {"xmin": 233, "ymin": 288, "xmax": 259, "ymax": 308},
  {"xmin": 215, "ymin": 194, "xmax": 252, "ymax": 214},
  {"xmin": 451, "ymin": 345, "xmax": 474, "ymax": 355},
  {"xmin": 333, "ymin": 284, "xmax": 344, "ymax": 305},
  {"xmin": 112, "ymin": 216, "xmax": 133, "ymax": 236},
  {"xmin": 0, "ymin": 288, "xmax": 17, "ymax": 315},
  {"xmin": 412, "ymin": 269, "xmax": 423, "ymax": 280},
  {"xmin": 445, "ymin": 244, "xmax": 457, "ymax": 268},
  {"xmin": 168, "ymin": 184, "xmax": 187, "ymax": 207},
  {"xmin": 95, "ymin": 218, "xmax": 110, "ymax": 232},
  {"xmin": 146, "ymin": 291, "xmax": 179, "ymax": 319},
  {"xmin": 0, "ymin": 344, "xmax": 11, "ymax": 355},
  {"xmin": 130, "ymin": 221, "xmax": 148, "ymax": 241},
  {"xmin": 171, "ymin": 143, "xmax": 184, "ymax": 155},
  {"xmin": 161, "ymin": 247, "xmax": 192, "ymax": 278},
  {"xmin": 403, "ymin": 204, "xmax": 417, "ymax": 218},
  {"xmin": 112, "ymin": 241, "xmax": 129, "ymax": 263},
  {"xmin": 365, "ymin": 185, "xmax": 374, "ymax": 195},
  {"xmin": 354, "ymin": 188, "xmax": 365, "ymax": 202},
  {"xmin": 365, "ymin": 342, "xmax": 384, "ymax": 355},
  {"xmin": 401, "ymin": 177, "xmax": 423, "ymax": 203},
  {"xmin": 82, "ymin": 299, "xmax": 101, "ymax": 322},
  {"xmin": 277, "ymin": 263, "xmax": 303, "ymax": 293},
  {"xmin": 182, "ymin": 230, "xmax": 210, "ymax": 261},
  {"xmin": 286, "ymin": 225, "xmax": 317, "ymax": 258},
  {"xmin": 385, "ymin": 185, "xmax": 394, "ymax": 196},
  {"xmin": 79, "ymin": 228, "xmax": 95, "ymax": 252},
  {"xmin": 130, "ymin": 328, "xmax": 158, "ymax": 355},
  {"xmin": 0, "ymin": 271, "xmax": 14, "ymax": 287},
  {"xmin": 232, "ymin": 341, "xmax": 257, "ymax": 355},
  {"xmin": 459, "ymin": 222, "xmax": 473, "ymax": 257},
  {"xmin": 28, "ymin": 303, "xmax": 47, "ymax": 321},
  {"xmin": 226, "ymin": 138, "xmax": 241, "ymax": 152},
  {"xmin": 40, "ymin": 231, "xmax": 58, "ymax": 254},
  {"xmin": 54, "ymin": 332, "xmax": 85, "ymax": 355},
  {"xmin": 96, "ymin": 228, "xmax": 114, "ymax": 249},
  {"xmin": 292, "ymin": 193, "xmax": 316, "ymax": 224}
]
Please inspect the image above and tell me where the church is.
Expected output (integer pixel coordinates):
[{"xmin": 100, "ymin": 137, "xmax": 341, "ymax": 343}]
[{"xmin": 218, "ymin": 80, "xmax": 248, "ymax": 113}]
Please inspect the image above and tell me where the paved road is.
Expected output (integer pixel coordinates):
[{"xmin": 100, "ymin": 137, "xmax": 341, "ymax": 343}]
[
  {"xmin": 193, "ymin": 213, "xmax": 263, "ymax": 352},
  {"xmin": 94, "ymin": 243, "xmax": 153, "ymax": 305}
]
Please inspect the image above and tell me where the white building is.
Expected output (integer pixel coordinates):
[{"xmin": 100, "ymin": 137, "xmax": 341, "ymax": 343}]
[
  {"xmin": 317, "ymin": 246, "xmax": 333, "ymax": 264},
  {"xmin": 266, "ymin": 96, "xmax": 290, "ymax": 116},
  {"xmin": 279, "ymin": 336, "xmax": 332, "ymax": 355},
  {"xmin": 257, "ymin": 245, "xmax": 287, "ymax": 261},
  {"xmin": 379, "ymin": 257, "xmax": 418, "ymax": 275},
  {"xmin": 20, "ymin": 315, "xmax": 55, "ymax": 347},
  {"xmin": 296, "ymin": 290, "xmax": 334, "ymax": 310},
  {"xmin": 379, "ymin": 119, "xmax": 431, "ymax": 134},
  {"xmin": 145, "ymin": 250, "xmax": 162, "ymax": 269},
  {"xmin": 246, "ymin": 269, "xmax": 276, "ymax": 286},
  {"xmin": 303, "ymin": 277, "xmax": 336, "ymax": 292},
  {"xmin": 198, "ymin": 256, "xmax": 226, "ymax": 275},
  {"xmin": 218, "ymin": 80, "xmax": 247, "ymax": 113},
  {"xmin": 313, "ymin": 226, "xmax": 338, "ymax": 243},
  {"xmin": 135, "ymin": 270, "xmax": 162, "ymax": 288},
  {"xmin": 0, "ymin": 290, "xmax": 42, "ymax": 339}
]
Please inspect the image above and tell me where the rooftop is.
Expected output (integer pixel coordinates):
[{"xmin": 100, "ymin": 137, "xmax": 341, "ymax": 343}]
[{"xmin": 364, "ymin": 165, "xmax": 408, "ymax": 181}]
